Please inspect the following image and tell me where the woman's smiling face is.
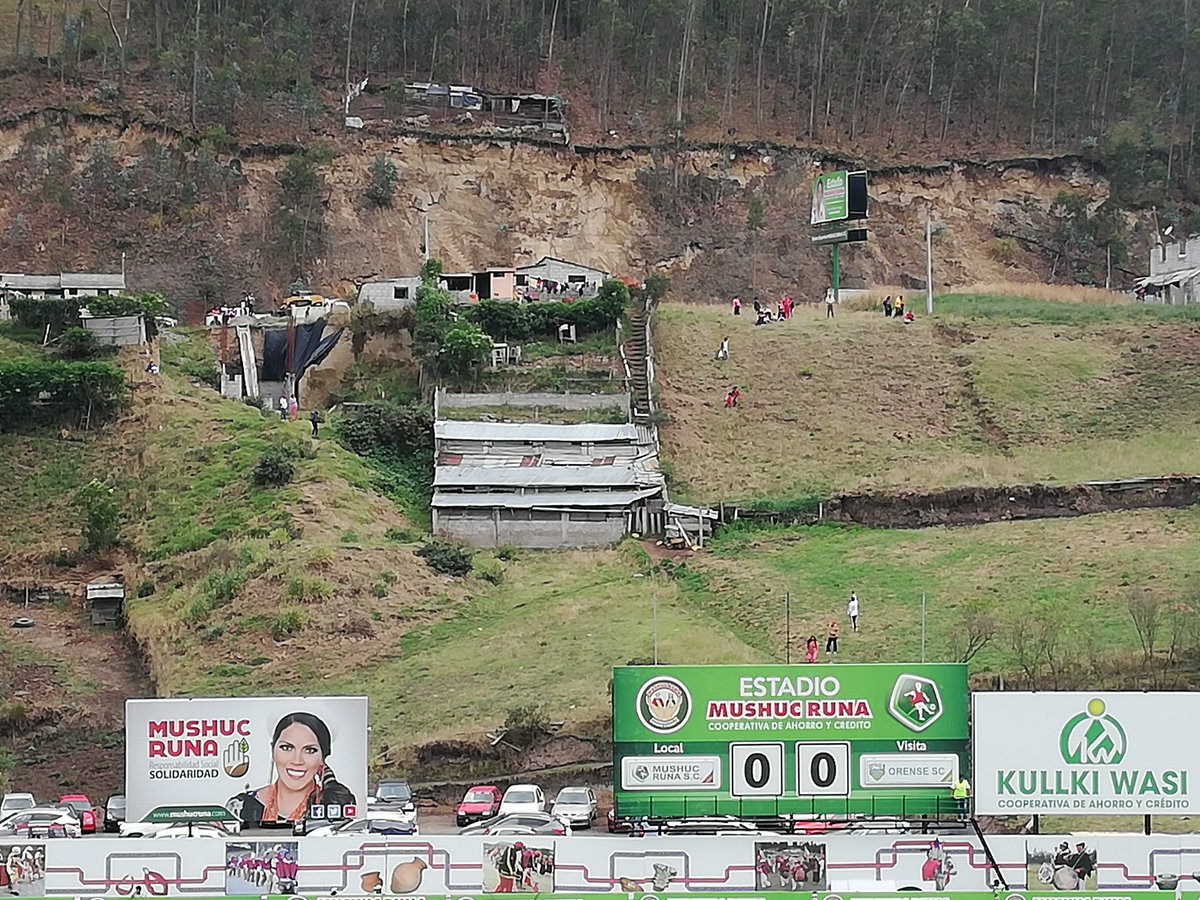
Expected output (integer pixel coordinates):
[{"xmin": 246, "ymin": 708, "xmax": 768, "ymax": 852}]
[{"xmin": 272, "ymin": 722, "xmax": 323, "ymax": 791}]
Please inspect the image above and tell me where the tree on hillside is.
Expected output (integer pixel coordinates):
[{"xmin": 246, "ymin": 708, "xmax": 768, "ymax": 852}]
[
  {"xmin": 746, "ymin": 192, "xmax": 767, "ymax": 291},
  {"xmin": 365, "ymin": 155, "xmax": 398, "ymax": 207}
]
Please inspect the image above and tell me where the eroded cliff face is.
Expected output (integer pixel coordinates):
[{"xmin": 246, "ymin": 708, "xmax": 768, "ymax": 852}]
[{"xmin": 0, "ymin": 111, "xmax": 1117, "ymax": 307}]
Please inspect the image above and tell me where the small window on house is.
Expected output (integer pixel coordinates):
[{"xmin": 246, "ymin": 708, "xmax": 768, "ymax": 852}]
[
  {"xmin": 500, "ymin": 509, "xmax": 533, "ymax": 521},
  {"xmin": 394, "ymin": 286, "xmax": 409, "ymax": 300},
  {"xmin": 438, "ymin": 453, "xmax": 464, "ymax": 466},
  {"xmin": 590, "ymin": 456, "xmax": 616, "ymax": 466},
  {"xmin": 98, "ymin": 289, "xmax": 110, "ymax": 296},
  {"xmin": 530, "ymin": 509, "xmax": 561, "ymax": 521},
  {"xmin": 520, "ymin": 455, "xmax": 541, "ymax": 467},
  {"xmin": 569, "ymin": 511, "xmax": 609, "ymax": 522},
  {"xmin": 515, "ymin": 274, "xmax": 528, "ymax": 286},
  {"xmin": 568, "ymin": 275, "xmax": 586, "ymax": 283}
]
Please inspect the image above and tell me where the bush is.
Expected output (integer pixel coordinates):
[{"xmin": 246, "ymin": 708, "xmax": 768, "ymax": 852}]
[
  {"xmin": 416, "ymin": 540, "xmax": 474, "ymax": 576},
  {"xmin": 0, "ymin": 360, "xmax": 126, "ymax": 430},
  {"xmin": 439, "ymin": 322, "xmax": 492, "ymax": 381},
  {"xmin": 76, "ymin": 479, "xmax": 120, "ymax": 551},
  {"xmin": 464, "ymin": 278, "xmax": 628, "ymax": 341},
  {"xmin": 336, "ymin": 402, "xmax": 433, "ymax": 456},
  {"xmin": 8, "ymin": 296, "xmax": 82, "ymax": 335},
  {"xmin": 502, "ymin": 704, "xmax": 550, "ymax": 747},
  {"xmin": 252, "ymin": 447, "xmax": 296, "ymax": 487},
  {"xmin": 136, "ymin": 579, "xmax": 156, "ymax": 598},
  {"xmin": 284, "ymin": 575, "xmax": 333, "ymax": 603},
  {"xmin": 474, "ymin": 558, "xmax": 505, "ymax": 585},
  {"xmin": 58, "ymin": 327, "xmax": 101, "ymax": 360},
  {"xmin": 365, "ymin": 155, "xmax": 399, "ymax": 207},
  {"xmin": 270, "ymin": 606, "xmax": 308, "ymax": 640},
  {"xmin": 385, "ymin": 525, "xmax": 425, "ymax": 543}
]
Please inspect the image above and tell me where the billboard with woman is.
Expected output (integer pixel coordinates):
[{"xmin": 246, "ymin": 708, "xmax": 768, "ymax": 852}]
[{"xmin": 124, "ymin": 696, "xmax": 368, "ymax": 825}]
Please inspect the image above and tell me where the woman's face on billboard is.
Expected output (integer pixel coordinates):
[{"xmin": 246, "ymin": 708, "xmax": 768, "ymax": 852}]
[{"xmin": 272, "ymin": 722, "xmax": 323, "ymax": 791}]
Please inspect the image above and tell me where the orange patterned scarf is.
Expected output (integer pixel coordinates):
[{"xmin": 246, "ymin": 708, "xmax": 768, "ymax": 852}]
[{"xmin": 260, "ymin": 781, "xmax": 316, "ymax": 823}]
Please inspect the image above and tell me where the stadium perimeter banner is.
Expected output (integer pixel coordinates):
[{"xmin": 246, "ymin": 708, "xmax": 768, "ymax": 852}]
[
  {"xmin": 7, "ymin": 894, "xmax": 1182, "ymax": 900},
  {"xmin": 612, "ymin": 664, "xmax": 968, "ymax": 818},
  {"xmin": 124, "ymin": 696, "xmax": 368, "ymax": 826},
  {"xmin": 973, "ymin": 692, "xmax": 1195, "ymax": 815}
]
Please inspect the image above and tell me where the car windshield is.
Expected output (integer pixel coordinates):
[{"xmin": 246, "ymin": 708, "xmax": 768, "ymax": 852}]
[
  {"xmin": 108, "ymin": 797, "xmax": 125, "ymax": 811},
  {"xmin": 3, "ymin": 797, "xmax": 33, "ymax": 810},
  {"xmin": 61, "ymin": 801, "xmax": 87, "ymax": 814},
  {"xmin": 557, "ymin": 790, "xmax": 589, "ymax": 803},
  {"xmin": 378, "ymin": 784, "xmax": 411, "ymax": 801},
  {"xmin": 506, "ymin": 790, "xmax": 536, "ymax": 803},
  {"xmin": 465, "ymin": 790, "xmax": 494, "ymax": 802}
]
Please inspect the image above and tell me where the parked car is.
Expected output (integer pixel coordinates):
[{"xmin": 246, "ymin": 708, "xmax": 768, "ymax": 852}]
[
  {"xmin": 498, "ymin": 784, "xmax": 545, "ymax": 816},
  {"xmin": 606, "ymin": 808, "xmax": 632, "ymax": 834},
  {"xmin": 370, "ymin": 780, "xmax": 416, "ymax": 814},
  {"xmin": 104, "ymin": 795, "xmax": 126, "ymax": 833},
  {"xmin": 460, "ymin": 812, "xmax": 570, "ymax": 837},
  {"xmin": 0, "ymin": 793, "xmax": 36, "ymax": 817},
  {"xmin": 57, "ymin": 795, "xmax": 97, "ymax": 833},
  {"xmin": 456, "ymin": 785, "xmax": 503, "ymax": 827},
  {"xmin": 307, "ymin": 813, "xmax": 418, "ymax": 838},
  {"xmin": 0, "ymin": 807, "xmax": 81, "ymax": 838},
  {"xmin": 150, "ymin": 822, "xmax": 234, "ymax": 839},
  {"xmin": 551, "ymin": 786, "xmax": 597, "ymax": 828}
]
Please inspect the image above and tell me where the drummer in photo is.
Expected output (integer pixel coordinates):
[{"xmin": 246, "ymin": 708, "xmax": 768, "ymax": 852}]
[{"xmin": 1069, "ymin": 842, "xmax": 1096, "ymax": 889}]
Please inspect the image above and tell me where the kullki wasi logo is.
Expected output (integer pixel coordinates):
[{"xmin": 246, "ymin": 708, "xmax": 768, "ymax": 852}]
[
  {"xmin": 887, "ymin": 674, "xmax": 943, "ymax": 732},
  {"xmin": 1059, "ymin": 698, "xmax": 1127, "ymax": 765},
  {"xmin": 636, "ymin": 676, "xmax": 692, "ymax": 734}
]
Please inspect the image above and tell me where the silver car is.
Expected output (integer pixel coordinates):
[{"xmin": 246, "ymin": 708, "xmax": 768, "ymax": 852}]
[{"xmin": 550, "ymin": 786, "xmax": 597, "ymax": 828}]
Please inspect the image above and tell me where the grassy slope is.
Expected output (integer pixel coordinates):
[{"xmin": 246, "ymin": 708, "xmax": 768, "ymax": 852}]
[{"xmin": 656, "ymin": 295, "xmax": 1200, "ymax": 503}]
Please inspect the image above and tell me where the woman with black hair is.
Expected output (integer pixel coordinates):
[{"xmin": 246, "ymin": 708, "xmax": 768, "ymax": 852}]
[{"xmin": 226, "ymin": 711, "xmax": 357, "ymax": 826}]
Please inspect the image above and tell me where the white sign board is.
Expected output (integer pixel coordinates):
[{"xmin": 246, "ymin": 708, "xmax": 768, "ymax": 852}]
[
  {"xmin": 973, "ymin": 692, "xmax": 1194, "ymax": 814},
  {"xmin": 125, "ymin": 696, "xmax": 368, "ymax": 825}
]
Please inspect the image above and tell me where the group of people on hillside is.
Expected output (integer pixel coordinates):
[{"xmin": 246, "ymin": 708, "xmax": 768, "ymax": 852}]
[
  {"xmin": 732, "ymin": 295, "xmax": 797, "ymax": 325},
  {"xmin": 803, "ymin": 592, "xmax": 860, "ymax": 662},
  {"xmin": 882, "ymin": 294, "xmax": 915, "ymax": 324}
]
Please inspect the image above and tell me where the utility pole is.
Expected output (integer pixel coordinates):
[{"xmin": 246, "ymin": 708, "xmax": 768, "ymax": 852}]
[
  {"xmin": 831, "ymin": 244, "xmax": 841, "ymax": 305},
  {"xmin": 423, "ymin": 214, "xmax": 430, "ymax": 261},
  {"xmin": 925, "ymin": 217, "xmax": 934, "ymax": 314}
]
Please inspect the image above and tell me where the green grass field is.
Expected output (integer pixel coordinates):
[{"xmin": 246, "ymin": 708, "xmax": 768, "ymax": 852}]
[{"xmin": 655, "ymin": 295, "xmax": 1200, "ymax": 503}]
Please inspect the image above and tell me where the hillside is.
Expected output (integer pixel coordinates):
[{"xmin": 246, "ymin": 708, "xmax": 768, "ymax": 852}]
[
  {"xmin": 656, "ymin": 293, "xmax": 1200, "ymax": 503},
  {"xmin": 0, "ymin": 108, "xmax": 1134, "ymax": 312}
]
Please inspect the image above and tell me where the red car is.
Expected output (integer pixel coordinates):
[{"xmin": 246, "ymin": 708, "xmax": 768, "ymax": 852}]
[
  {"xmin": 456, "ymin": 785, "xmax": 502, "ymax": 827},
  {"xmin": 58, "ymin": 794, "xmax": 97, "ymax": 833}
]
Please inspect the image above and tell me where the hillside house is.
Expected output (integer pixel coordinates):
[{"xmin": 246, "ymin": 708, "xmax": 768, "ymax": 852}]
[
  {"xmin": 358, "ymin": 278, "xmax": 422, "ymax": 310},
  {"xmin": 515, "ymin": 257, "xmax": 609, "ymax": 296},
  {"xmin": 1139, "ymin": 234, "xmax": 1200, "ymax": 304},
  {"xmin": 432, "ymin": 421, "xmax": 664, "ymax": 548},
  {"xmin": 0, "ymin": 272, "xmax": 126, "ymax": 300}
]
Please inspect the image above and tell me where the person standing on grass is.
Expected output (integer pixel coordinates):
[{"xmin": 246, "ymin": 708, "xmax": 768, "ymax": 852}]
[
  {"xmin": 805, "ymin": 635, "xmax": 819, "ymax": 663},
  {"xmin": 825, "ymin": 619, "xmax": 839, "ymax": 654},
  {"xmin": 883, "ymin": 295, "xmax": 893, "ymax": 318},
  {"xmin": 847, "ymin": 592, "xmax": 860, "ymax": 631},
  {"xmin": 716, "ymin": 336, "xmax": 730, "ymax": 360},
  {"xmin": 825, "ymin": 291, "xmax": 836, "ymax": 318},
  {"xmin": 732, "ymin": 296, "xmax": 742, "ymax": 316},
  {"xmin": 309, "ymin": 409, "xmax": 320, "ymax": 438},
  {"xmin": 278, "ymin": 395, "xmax": 289, "ymax": 421}
]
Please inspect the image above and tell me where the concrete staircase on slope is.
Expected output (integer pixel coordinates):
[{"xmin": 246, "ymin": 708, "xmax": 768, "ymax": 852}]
[{"xmin": 624, "ymin": 307, "xmax": 652, "ymax": 420}]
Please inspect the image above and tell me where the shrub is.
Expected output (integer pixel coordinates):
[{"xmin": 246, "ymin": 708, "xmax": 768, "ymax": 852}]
[
  {"xmin": 183, "ymin": 595, "xmax": 214, "ymax": 624},
  {"xmin": 370, "ymin": 581, "xmax": 389, "ymax": 598},
  {"xmin": 336, "ymin": 402, "xmax": 433, "ymax": 456},
  {"xmin": 252, "ymin": 447, "xmax": 296, "ymax": 487},
  {"xmin": 8, "ymin": 296, "xmax": 82, "ymax": 335},
  {"xmin": 439, "ymin": 322, "xmax": 492, "ymax": 381},
  {"xmin": 416, "ymin": 540, "xmax": 474, "ymax": 576},
  {"xmin": 365, "ymin": 155, "xmax": 399, "ymax": 207},
  {"xmin": 136, "ymin": 579, "xmax": 156, "ymax": 598},
  {"xmin": 384, "ymin": 524, "xmax": 424, "ymax": 543},
  {"xmin": 0, "ymin": 360, "xmax": 126, "ymax": 430},
  {"xmin": 57, "ymin": 327, "xmax": 101, "ymax": 360},
  {"xmin": 270, "ymin": 606, "xmax": 308, "ymax": 640},
  {"xmin": 474, "ymin": 558, "xmax": 505, "ymax": 585},
  {"xmin": 76, "ymin": 479, "xmax": 120, "ymax": 551},
  {"xmin": 284, "ymin": 575, "xmax": 333, "ymax": 603},
  {"xmin": 503, "ymin": 704, "xmax": 550, "ymax": 747},
  {"xmin": 464, "ymin": 279, "xmax": 628, "ymax": 341}
]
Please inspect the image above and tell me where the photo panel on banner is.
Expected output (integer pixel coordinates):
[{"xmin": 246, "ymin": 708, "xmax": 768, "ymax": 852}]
[
  {"xmin": 482, "ymin": 841, "xmax": 555, "ymax": 893},
  {"xmin": 0, "ymin": 843, "xmax": 44, "ymax": 897},
  {"xmin": 754, "ymin": 841, "xmax": 827, "ymax": 891},
  {"xmin": 224, "ymin": 841, "xmax": 299, "ymax": 896},
  {"xmin": 124, "ymin": 696, "xmax": 368, "ymax": 826}
]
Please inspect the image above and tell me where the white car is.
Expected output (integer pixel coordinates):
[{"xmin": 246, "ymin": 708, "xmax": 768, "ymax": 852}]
[
  {"xmin": 0, "ymin": 807, "xmax": 81, "ymax": 838},
  {"xmin": 498, "ymin": 784, "xmax": 546, "ymax": 816},
  {"xmin": 0, "ymin": 793, "xmax": 36, "ymax": 817},
  {"xmin": 120, "ymin": 818, "xmax": 242, "ymax": 837},
  {"xmin": 150, "ymin": 823, "xmax": 232, "ymax": 839},
  {"xmin": 550, "ymin": 786, "xmax": 597, "ymax": 827},
  {"xmin": 307, "ymin": 812, "xmax": 418, "ymax": 838}
]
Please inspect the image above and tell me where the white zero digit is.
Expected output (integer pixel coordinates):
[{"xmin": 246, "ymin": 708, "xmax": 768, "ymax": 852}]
[
  {"xmin": 795, "ymin": 741, "xmax": 851, "ymax": 796},
  {"xmin": 729, "ymin": 741, "xmax": 785, "ymax": 797}
]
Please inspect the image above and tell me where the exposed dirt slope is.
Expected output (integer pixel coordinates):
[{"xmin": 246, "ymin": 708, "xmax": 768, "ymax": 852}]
[{"xmin": 0, "ymin": 109, "xmax": 1118, "ymax": 308}]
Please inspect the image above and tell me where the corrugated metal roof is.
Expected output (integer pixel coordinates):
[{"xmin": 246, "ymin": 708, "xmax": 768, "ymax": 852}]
[
  {"xmin": 1, "ymin": 274, "xmax": 63, "ymax": 290},
  {"xmin": 515, "ymin": 256, "xmax": 608, "ymax": 276},
  {"xmin": 1136, "ymin": 266, "xmax": 1200, "ymax": 287},
  {"xmin": 435, "ymin": 421, "xmax": 638, "ymax": 443},
  {"xmin": 435, "ymin": 465, "xmax": 649, "ymax": 488},
  {"xmin": 62, "ymin": 272, "xmax": 126, "ymax": 289},
  {"xmin": 432, "ymin": 488, "xmax": 661, "ymax": 509}
]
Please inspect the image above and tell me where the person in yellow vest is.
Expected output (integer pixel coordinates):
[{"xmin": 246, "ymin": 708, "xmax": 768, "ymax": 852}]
[{"xmin": 951, "ymin": 774, "xmax": 971, "ymax": 815}]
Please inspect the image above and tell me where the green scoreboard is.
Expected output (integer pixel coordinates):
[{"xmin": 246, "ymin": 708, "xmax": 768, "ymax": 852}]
[{"xmin": 612, "ymin": 664, "xmax": 968, "ymax": 819}]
